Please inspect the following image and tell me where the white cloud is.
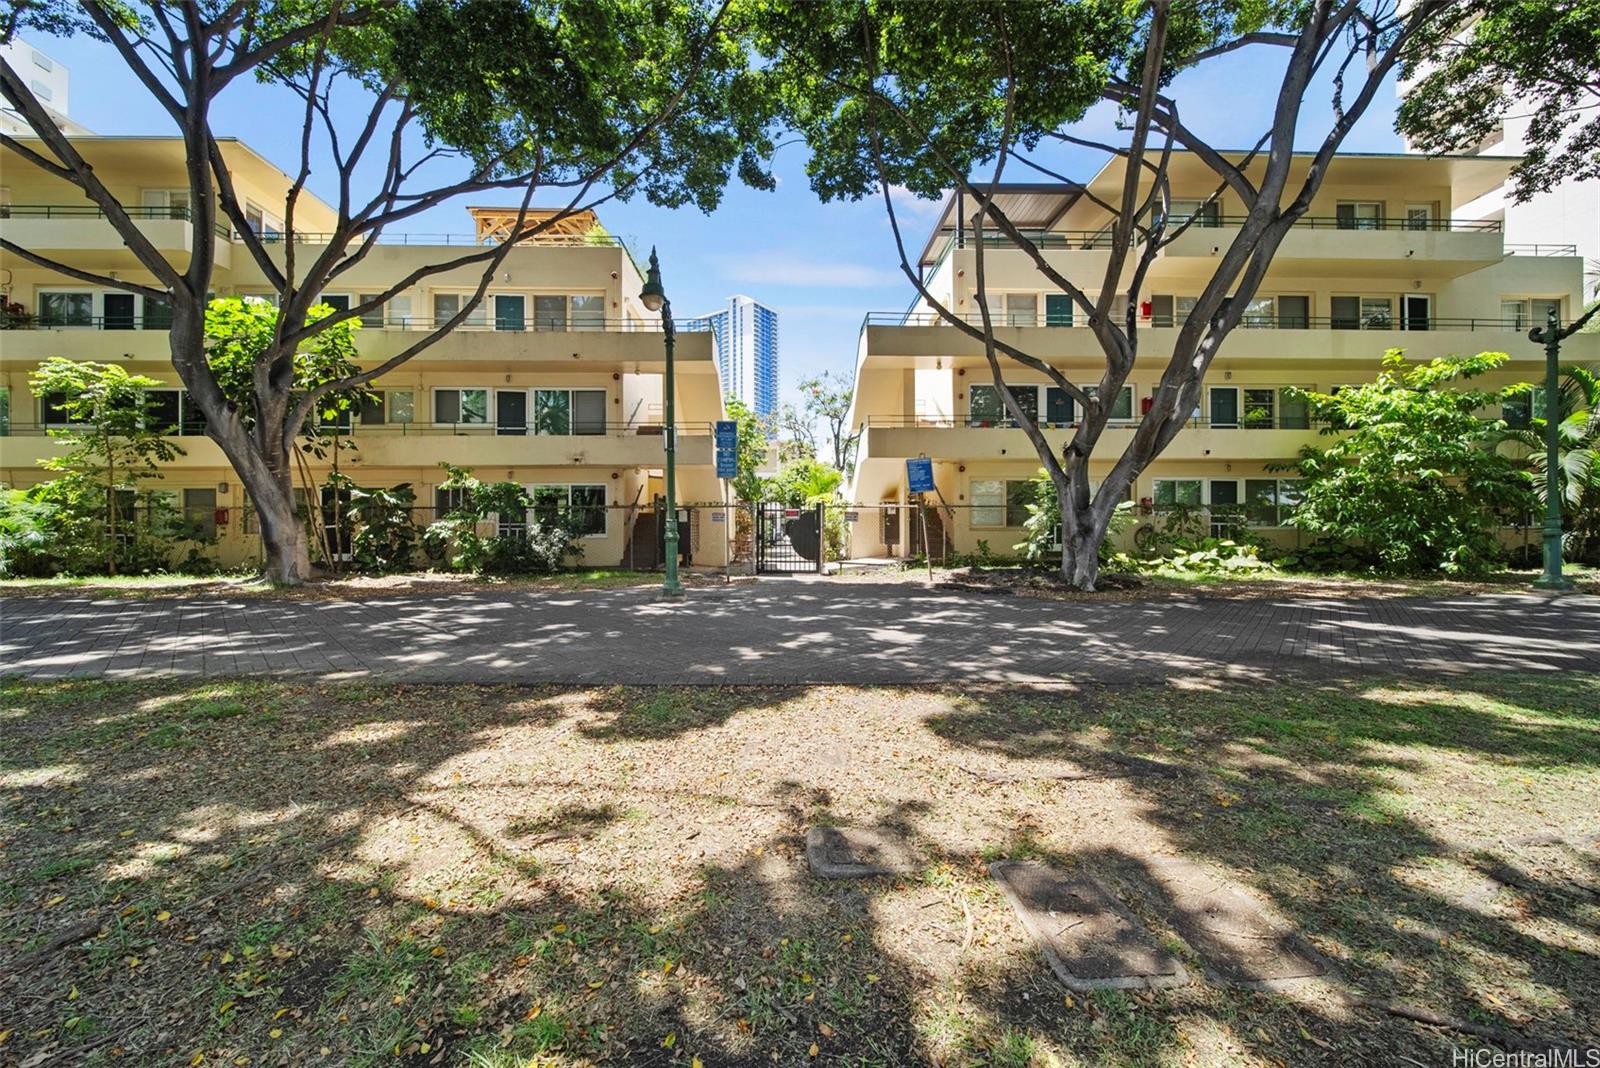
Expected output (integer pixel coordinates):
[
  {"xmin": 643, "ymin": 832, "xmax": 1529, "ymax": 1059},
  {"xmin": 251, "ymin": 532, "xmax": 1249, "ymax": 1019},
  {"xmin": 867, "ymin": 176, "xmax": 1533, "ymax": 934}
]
[
  {"xmin": 885, "ymin": 184, "xmax": 945, "ymax": 221},
  {"xmin": 709, "ymin": 251, "xmax": 903, "ymax": 289}
]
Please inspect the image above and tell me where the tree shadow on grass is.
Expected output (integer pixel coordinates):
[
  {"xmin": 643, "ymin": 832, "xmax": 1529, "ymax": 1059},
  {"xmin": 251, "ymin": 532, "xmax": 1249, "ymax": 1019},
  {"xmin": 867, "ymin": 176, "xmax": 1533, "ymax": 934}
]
[
  {"xmin": 1, "ymin": 672, "xmax": 1596, "ymax": 1066},
  {"xmin": 925, "ymin": 672, "xmax": 1600, "ymax": 1054}
]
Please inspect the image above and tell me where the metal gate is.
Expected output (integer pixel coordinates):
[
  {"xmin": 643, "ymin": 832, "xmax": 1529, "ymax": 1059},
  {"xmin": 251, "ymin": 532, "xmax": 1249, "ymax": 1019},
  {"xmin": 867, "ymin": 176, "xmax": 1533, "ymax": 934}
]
[{"xmin": 756, "ymin": 502, "xmax": 824, "ymax": 574}]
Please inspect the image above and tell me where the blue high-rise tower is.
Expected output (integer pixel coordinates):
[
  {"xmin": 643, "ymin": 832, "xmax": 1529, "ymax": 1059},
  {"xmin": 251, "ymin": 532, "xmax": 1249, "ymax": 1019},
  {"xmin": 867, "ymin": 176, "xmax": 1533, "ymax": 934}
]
[{"xmin": 699, "ymin": 295, "xmax": 778, "ymax": 420}]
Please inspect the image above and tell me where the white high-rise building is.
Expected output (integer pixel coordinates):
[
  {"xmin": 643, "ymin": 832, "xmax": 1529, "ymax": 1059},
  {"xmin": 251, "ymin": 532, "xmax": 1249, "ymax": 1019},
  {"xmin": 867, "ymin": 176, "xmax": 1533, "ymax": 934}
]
[
  {"xmin": 0, "ymin": 38, "xmax": 92, "ymax": 136},
  {"xmin": 697, "ymin": 294, "xmax": 779, "ymax": 419},
  {"xmin": 1397, "ymin": 25, "xmax": 1599, "ymax": 304}
]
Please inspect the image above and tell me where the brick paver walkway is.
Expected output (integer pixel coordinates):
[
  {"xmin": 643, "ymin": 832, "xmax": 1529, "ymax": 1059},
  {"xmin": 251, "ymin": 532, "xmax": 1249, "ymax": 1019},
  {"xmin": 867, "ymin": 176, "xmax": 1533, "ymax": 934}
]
[{"xmin": 3, "ymin": 581, "xmax": 1598, "ymax": 684}]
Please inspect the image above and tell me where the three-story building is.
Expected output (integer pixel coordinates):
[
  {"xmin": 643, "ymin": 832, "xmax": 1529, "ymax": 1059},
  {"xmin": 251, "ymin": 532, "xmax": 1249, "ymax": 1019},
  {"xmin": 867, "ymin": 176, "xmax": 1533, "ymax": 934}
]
[
  {"xmin": 843, "ymin": 151, "xmax": 1600, "ymax": 559},
  {"xmin": 0, "ymin": 135, "xmax": 731, "ymax": 569}
]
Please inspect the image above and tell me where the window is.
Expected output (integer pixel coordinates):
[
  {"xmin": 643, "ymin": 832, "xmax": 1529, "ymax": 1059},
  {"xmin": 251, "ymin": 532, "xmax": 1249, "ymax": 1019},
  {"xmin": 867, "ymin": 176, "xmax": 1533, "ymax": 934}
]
[
  {"xmin": 104, "ymin": 293, "xmax": 137, "ymax": 330},
  {"xmin": 359, "ymin": 294, "xmax": 387, "ymax": 328},
  {"xmin": 531, "ymin": 389, "xmax": 606, "ymax": 436},
  {"xmin": 1501, "ymin": 298, "xmax": 1562, "ymax": 331},
  {"xmin": 141, "ymin": 189, "xmax": 190, "ymax": 219},
  {"xmin": 1086, "ymin": 384, "xmax": 1134, "ymax": 421},
  {"xmin": 1240, "ymin": 297, "xmax": 1276, "ymax": 328},
  {"xmin": 1153, "ymin": 479, "xmax": 1202, "ymax": 509},
  {"xmin": 1005, "ymin": 480, "xmax": 1034, "ymax": 527},
  {"xmin": 180, "ymin": 393, "xmax": 207, "ymax": 436},
  {"xmin": 38, "ymin": 291, "xmax": 93, "ymax": 327},
  {"xmin": 1404, "ymin": 203, "xmax": 1437, "ymax": 231},
  {"xmin": 32, "ymin": 49, "xmax": 53, "ymax": 71},
  {"xmin": 1165, "ymin": 199, "xmax": 1221, "ymax": 228},
  {"xmin": 570, "ymin": 295, "xmax": 605, "ymax": 331},
  {"xmin": 534, "ymin": 295, "xmax": 567, "ymax": 330},
  {"xmin": 971, "ymin": 480, "xmax": 1005, "ymax": 527},
  {"xmin": 1045, "ymin": 293, "xmax": 1073, "ymax": 327},
  {"xmin": 183, "ymin": 488, "xmax": 218, "ymax": 541},
  {"xmin": 433, "ymin": 293, "xmax": 487, "ymax": 328},
  {"xmin": 1211, "ymin": 387, "xmax": 1294, "ymax": 429},
  {"xmin": 434, "ymin": 388, "xmax": 489, "ymax": 425},
  {"xmin": 1044, "ymin": 386, "xmax": 1074, "ymax": 426},
  {"xmin": 1241, "ymin": 388, "xmax": 1276, "ymax": 429},
  {"xmin": 1004, "ymin": 293, "xmax": 1037, "ymax": 327},
  {"xmin": 389, "ymin": 390, "xmax": 415, "ymax": 424},
  {"xmin": 244, "ymin": 202, "xmax": 264, "ymax": 234},
  {"xmin": 1331, "ymin": 295, "xmax": 1393, "ymax": 330},
  {"xmin": 1275, "ymin": 295, "xmax": 1309, "ymax": 329},
  {"xmin": 528, "ymin": 484, "xmax": 607, "ymax": 537},
  {"xmin": 41, "ymin": 391, "xmax": 82, "ymax": 425},
  {"xmin": 30, "ymin": 79, "xmax": 52, "ymax": 102},
  {"xmin": 1244, "ymin": 479, "xmax": 1302, "ymax": 527},
  {"xmin": 0, "ymin": 386, "xmax": 10, "ymax": 436},
  {"xmin": 144, "ymin": 294, "xmax": 173, "ymax": 330},
  {"xmin": 359, "ymin": 394, "xmax": 385, "ymax": 425},
  {"xmin": 1279, "ymin": 388, "xmax": 1310, "ymax": 430},
  {"xmin": 1336, "ymin": 202, "xmax": 1383, "ymax": 230},
  {"xmin": 145, "ymin": 390, "xmax": 181, "ymax": 434},
  {"xmin": 968, "ymin": 384, "xmax": 1005, "ymax": 426},
  {"xmin": 435, "ymin": 486, "xmax": 471, "ymax": 519}
]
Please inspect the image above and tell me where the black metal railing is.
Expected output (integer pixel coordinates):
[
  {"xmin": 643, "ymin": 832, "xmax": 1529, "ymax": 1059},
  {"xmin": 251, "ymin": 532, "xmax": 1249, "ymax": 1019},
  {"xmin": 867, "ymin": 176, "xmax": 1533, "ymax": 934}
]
[
  {"xmin": 862, "ymin": 414, "xmax": 1327, "ymax": 431},
  {"xmin": 866, "ymin": 310, "xmax": 1561, "ymax": 332},
  {"xmin": 0, "ymin": 313, "xmax": 710, "ymax": 333},
  {"xmin": 1, "ymin": 203, "xmax": 232, "ymax": 239},
  {"xmin": 5, "ymin": 420, "xmax": 718, "ymax": 439}
]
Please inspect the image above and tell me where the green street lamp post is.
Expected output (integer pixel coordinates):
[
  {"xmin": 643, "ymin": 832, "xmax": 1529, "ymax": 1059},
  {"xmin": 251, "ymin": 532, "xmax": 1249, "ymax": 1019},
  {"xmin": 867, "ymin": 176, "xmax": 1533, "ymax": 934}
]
[
  {"xmin": 1529, "ymin": 306, "xmax": 1573, "ymax": 591},
  {"xmin": 640, "ymin": 247, "xmax": 684, "ymax": 598}
]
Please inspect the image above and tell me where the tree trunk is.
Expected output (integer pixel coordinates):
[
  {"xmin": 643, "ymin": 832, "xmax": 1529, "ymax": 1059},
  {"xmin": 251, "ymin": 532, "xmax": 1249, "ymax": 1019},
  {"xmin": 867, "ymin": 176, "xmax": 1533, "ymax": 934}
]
[{"xmin": 254, "ymin": 474, "xmax": 311, "ymax": 585}]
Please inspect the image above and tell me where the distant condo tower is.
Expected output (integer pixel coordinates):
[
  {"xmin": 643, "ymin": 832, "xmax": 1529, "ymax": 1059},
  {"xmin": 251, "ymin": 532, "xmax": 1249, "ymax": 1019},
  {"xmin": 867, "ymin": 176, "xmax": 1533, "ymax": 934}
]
[{"xmin": 699, "ymin": 295, "xmax": 779, "ymax": 419}]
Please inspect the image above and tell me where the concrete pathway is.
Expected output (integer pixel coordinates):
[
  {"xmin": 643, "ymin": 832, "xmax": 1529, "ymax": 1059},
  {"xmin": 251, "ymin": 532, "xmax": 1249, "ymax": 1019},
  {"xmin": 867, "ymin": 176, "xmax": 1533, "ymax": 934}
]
[{"xmin": 2, "ymin": 580, "xmax": 1598, "ymax": 684}]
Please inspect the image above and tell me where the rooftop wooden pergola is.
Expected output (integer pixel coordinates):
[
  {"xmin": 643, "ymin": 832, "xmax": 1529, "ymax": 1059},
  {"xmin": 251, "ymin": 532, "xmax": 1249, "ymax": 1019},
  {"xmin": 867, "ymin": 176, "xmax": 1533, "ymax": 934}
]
[{"xmin": 468, "ymin": 206, "xmax": 600, "ymax": 246}]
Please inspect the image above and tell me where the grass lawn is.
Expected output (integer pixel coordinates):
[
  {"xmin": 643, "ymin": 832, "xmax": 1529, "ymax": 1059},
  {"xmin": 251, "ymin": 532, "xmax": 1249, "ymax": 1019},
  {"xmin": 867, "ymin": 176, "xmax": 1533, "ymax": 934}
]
[{"xmin": 1, "ymin": 674, "xmax": 1596, "ymax": 1065}]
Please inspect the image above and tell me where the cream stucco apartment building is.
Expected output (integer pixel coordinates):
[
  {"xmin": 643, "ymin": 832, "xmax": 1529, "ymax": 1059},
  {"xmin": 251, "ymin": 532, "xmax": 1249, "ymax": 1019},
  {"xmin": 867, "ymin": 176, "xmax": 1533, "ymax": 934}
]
[
  {"xmin": 843, "ymin": 151, "xmax": 1600, "ymax": 560},
  {"xmin": 0, "ymin": 136, "xmax": 731, "ymax": 569}
]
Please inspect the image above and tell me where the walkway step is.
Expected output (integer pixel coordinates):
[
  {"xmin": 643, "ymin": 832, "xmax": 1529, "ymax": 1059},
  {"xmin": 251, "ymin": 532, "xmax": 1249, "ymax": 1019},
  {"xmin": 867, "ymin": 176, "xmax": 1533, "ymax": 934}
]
[
  {"xmin": 990, "ymin": 861, "xmax": 1189, "ymax": 992},
  {"xmin": 805, "ymin": 826, "xmax": 918, "ymax": 878}
]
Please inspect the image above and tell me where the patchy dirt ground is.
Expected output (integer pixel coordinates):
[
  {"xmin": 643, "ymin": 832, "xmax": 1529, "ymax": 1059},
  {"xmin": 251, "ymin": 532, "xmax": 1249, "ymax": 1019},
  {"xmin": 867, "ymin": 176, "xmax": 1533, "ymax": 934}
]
[{"xmin": 1, "ymin": 675, "xmax": 1596, "ymax": 1066}]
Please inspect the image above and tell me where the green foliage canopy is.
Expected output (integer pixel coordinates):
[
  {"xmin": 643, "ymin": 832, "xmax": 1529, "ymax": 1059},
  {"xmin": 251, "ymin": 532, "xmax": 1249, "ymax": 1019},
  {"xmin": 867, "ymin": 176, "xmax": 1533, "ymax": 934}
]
[{"xmin": 1279, "ymin": 350, "xmax": 1534, "ymax": 576}]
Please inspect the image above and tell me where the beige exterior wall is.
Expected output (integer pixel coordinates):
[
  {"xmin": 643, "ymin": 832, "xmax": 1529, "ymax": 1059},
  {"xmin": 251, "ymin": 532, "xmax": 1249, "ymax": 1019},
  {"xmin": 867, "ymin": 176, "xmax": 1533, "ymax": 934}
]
[
  {"xmin": 847, "ymin": 152, "xmax": 1600, "ymax": 560},
  {"xmin": 0, "ymin": 137, "xmax": 731, "ymax": 570}
]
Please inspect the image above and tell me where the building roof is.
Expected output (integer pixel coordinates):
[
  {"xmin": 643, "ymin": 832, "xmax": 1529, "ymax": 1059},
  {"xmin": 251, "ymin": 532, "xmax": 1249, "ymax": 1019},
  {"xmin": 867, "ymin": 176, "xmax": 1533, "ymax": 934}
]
[
  {"xmin": 917, "ymin": 184, "xmax": 1086, "ymax": 266},
  {"xmin": 915, "ymin": 150, "xmax": 1523, "ymax": 264}
]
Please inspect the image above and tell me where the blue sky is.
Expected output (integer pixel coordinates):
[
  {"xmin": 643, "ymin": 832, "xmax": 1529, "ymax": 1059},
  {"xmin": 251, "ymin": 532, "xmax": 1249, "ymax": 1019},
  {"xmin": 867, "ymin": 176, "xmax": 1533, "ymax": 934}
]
[{"xmin": 27, "ymin": 32, "xmax": 1408, "ymax": 405}]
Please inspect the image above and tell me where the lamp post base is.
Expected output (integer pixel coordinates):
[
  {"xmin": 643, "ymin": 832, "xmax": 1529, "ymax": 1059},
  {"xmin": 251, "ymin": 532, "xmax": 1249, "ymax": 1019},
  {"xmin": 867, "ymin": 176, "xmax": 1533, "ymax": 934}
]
[{"xmin": 1531, "ymin": 573, "xmax": 1574, "ymax": 592}]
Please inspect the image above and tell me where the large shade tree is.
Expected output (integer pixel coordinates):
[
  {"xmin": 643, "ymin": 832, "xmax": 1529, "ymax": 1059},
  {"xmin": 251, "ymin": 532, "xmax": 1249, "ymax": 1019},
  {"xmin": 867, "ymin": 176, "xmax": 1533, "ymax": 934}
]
[
  {"xmin": 1, "ymin": 0, "xmax": 771, "ymax": 583},
  {"xmin": 750, "ymin": 0, "xmax": 1460, "ymax": 588}
]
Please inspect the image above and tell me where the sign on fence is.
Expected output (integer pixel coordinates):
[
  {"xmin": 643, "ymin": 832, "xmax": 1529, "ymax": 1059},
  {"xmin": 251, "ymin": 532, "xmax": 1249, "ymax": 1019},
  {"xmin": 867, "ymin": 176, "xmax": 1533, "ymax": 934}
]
[
  {"xmin": 906, "ymin": 457, "xmax": 935, "ymax": 494},
  {"xmin": 715, "ymin": 420, "xmax": 738, "ymax": 479}
]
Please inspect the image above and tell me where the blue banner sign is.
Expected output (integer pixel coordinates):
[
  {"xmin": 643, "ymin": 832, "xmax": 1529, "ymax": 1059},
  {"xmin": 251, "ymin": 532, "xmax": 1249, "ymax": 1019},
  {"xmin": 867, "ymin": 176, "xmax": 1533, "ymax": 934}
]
[
  {"xmin": 906, "ymin": 457, "xmax": 935, "ymax": 493},
  {"xmin": 715, "ymin": 420, "xmax": 739, "ymax": 479}
]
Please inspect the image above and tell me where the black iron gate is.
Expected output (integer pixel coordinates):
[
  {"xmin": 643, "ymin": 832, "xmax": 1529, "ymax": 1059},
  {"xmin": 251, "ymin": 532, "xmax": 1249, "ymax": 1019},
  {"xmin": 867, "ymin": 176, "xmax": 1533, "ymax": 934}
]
[{"xmin": 756, "ymin": 502, "xmax": 824, "ymax": 574}]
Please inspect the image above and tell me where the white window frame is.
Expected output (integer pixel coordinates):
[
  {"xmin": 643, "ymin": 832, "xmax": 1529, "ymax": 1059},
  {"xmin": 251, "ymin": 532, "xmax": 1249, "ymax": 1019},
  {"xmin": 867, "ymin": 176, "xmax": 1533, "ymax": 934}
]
[
  {"xmin": 432, "ymin": 386, "xmax": 490, "ymax": 427},
  {"xmin": 527, "ymin": 483, "xmax": 609, "ymax": 539}
]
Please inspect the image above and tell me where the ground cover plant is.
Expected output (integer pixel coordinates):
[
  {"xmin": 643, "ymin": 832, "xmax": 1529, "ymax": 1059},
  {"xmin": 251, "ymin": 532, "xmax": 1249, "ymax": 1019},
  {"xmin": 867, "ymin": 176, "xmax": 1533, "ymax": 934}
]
[{"xmin": 2, "ymin": 674, "xmax": 1596, "ymax": 1065}]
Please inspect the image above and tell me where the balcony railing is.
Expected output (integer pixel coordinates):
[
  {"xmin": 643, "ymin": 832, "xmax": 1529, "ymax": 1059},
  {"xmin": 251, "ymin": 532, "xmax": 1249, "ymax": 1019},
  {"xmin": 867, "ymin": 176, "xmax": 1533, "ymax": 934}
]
[
  {"xmin": 0, "ymin": 313, "xmax": 711, "ymax": 333},
  {"xmin": 7, "ymin": 420, "xmax": 718, "ymax": 439},
  {"xmin": 866, "ymin": 311, "xmax": 1557, "ymax": 332},
  {"xmin": 862, "ymin": 414, "xmax": 1330, "ymax": 431},
  {"xmin": 920, "ymin": 214, "xmax": 1503, "ymax": 268},
  {"xmin": 1504, "ymin": 243, "xmax": 1580, "ymax": 257},
  {"xmin": 237, "ymin": 230, "xmax": 633, "ymax": 249},
  {"xmin": 1, "ymin": 203, "xmax": 232, "ymax": 239}
]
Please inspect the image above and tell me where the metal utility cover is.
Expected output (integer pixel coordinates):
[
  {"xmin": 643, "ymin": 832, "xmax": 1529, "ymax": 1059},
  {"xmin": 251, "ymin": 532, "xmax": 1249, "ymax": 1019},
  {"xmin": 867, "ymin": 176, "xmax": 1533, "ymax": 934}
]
[{"xmin": 991, "ymin": 861, "xmax": 1189, "ymax": 991}]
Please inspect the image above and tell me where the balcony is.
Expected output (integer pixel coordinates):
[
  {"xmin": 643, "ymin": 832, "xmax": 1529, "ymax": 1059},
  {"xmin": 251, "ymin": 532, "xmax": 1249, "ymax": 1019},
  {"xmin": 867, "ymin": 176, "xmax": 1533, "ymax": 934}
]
[
  {"xmin": 0, "ymin": 204, "xmax": 233, "ymax": 271},
  {"xmin": 858, "ymin": 414, "xmax": 1325, "ymax": 464},
  {"xmin": 858, "ymin": 313, "xmax": 1588, "ymax": 365},
  {"xmin": 1161, "ymin": 215, "xmax": 1504, "ymax": 278},
  {"xmin": 0, "ymin": 423, "xmax": 717, "ymax": 473},
  {"xmin": 922, "ymin": 214, "xmax": 1506, "ymax": 282},
  {"xmin": 0, "ymin": 316, "xmax": 716, "ymax": 369}
]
